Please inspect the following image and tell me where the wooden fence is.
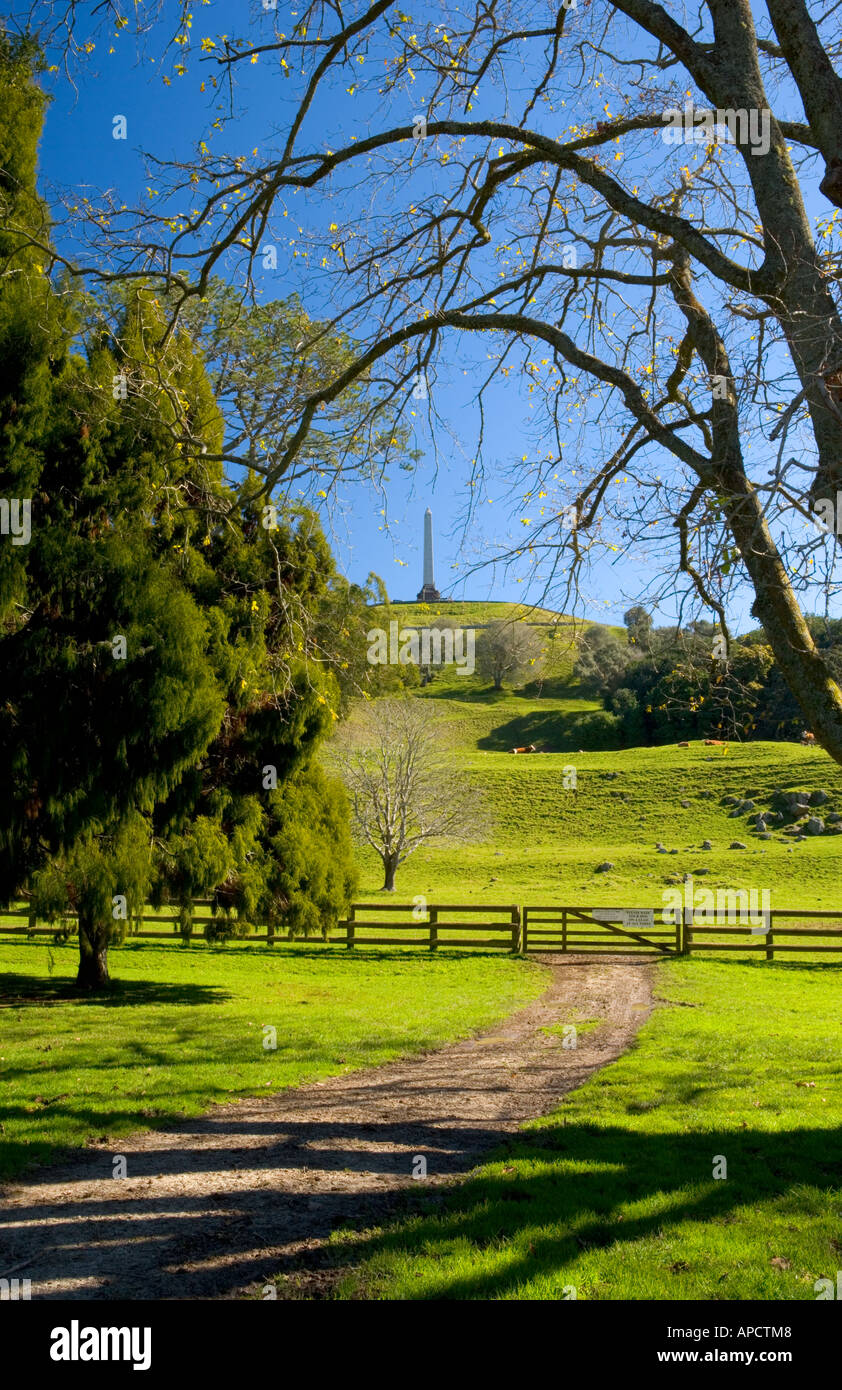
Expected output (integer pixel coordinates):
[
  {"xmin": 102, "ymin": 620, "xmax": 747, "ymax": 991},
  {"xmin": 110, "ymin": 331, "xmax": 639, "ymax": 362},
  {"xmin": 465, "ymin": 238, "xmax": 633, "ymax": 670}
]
[
  {"xmin": 341, "ymin": 903, "xmax": 521, "ymax": 950},
  {"xmin": 683, "ymin": 908, "xmax": 842, "ymax": 959},
  {"xmin": 0, "ymin": 901, "xmax": 251, "ymax": 940},
  {"xmin": 522, "ymin": 905, "xmax": 842, "ymax": 960},
  {"xmin": 0, "ymin": 901, "xmax": 522, "ymax": 951},
  {"xmin": 2, "ymin": 901, "xmax": 842, "ymax": 960},
  {"xmin": 523, "ymin": 905, "xmax": 681, "ymax": 955}
]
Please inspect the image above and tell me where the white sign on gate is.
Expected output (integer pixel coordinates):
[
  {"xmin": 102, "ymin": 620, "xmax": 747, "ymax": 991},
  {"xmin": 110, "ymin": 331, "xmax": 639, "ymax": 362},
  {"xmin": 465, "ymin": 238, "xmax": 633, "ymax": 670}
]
[{"xmin": 591, "ymin": 908, "xmax": 654, "ymax": 930}]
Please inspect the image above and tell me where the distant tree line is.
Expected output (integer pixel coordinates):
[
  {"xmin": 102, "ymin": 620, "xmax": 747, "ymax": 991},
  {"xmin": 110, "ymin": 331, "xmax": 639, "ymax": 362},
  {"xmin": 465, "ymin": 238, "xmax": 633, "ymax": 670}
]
[{"xmin": 573, "ymin": 607, "xmax": 842, "ymax": 748}]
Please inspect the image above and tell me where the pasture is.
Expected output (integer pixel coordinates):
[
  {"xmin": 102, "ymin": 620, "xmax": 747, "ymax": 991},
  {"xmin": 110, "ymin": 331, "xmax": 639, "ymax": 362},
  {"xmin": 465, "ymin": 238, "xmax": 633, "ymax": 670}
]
[
  {"xmin": 334, "ymin": 955, "xmax": 842, "ymax": 1301},
  {"xmin": 3, "ymin": 623, "xmax": 841, "ymax": 1304},
  {"xmin": 331, "ymin": 686, "xmax": 842, "ymax": 911},
  {"xmin": 0, "ymin": 941, "xmax": 543, "ymax": 1181}
]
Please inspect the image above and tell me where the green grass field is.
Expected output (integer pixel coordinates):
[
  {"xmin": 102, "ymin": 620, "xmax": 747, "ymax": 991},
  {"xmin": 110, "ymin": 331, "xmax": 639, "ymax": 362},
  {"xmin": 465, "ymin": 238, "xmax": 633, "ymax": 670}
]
[
  {"xmin": 332, "ymin": 687, "xmax": 842, "ymax": 912},
  {"xmin": 0, "ymin": 940, "xmax": 544, "ymax": 1181},
  {"xmin": 3, "ymin": 602, "xmax": 841, "ymax": 1308},
  {"xmin": 335, "ymin": 956, "xmax": 842, "ymax": 1300},
  {"xmin": 373, "ymin": 599, "xmax": 573, "ymax": 627},
  {"xmin": 369, "ymin": 599, "xmax": 596, "ymax": 686}
]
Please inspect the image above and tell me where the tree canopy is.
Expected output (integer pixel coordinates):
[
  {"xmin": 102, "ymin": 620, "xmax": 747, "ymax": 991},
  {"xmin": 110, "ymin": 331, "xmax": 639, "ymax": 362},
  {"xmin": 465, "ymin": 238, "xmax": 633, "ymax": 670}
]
[
  {"xmin": 0, "ymin": 38, "xmax": 396, "ymax": 983},
  {"xmin": 27, "ymin": 0, "xmax": 842, "ymax": 762}
]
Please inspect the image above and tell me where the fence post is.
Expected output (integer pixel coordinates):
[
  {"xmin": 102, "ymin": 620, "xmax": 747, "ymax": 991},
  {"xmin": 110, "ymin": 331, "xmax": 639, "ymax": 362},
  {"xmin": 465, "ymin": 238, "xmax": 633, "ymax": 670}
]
[
  {"xmin": 683, "ymin": 904, "xmax": 693, "ymax": 956},
  {"xmin": 765, "ymin": 908, "xmax": 774, "ymax": 962},
  {"xmin": 522, "ymin": 908, "xmax": 528, "ymax": 955},
  {"xmin": 562, "ymin": 908, "xmax": 567, "ymax": 954},
  {"xmin": 511, "ymin": 905, "xmax": 520, "ymax": 953},
  {"xmin": 346, "ymin": 904, "xmax": 356, "ymax": 950},
  {"xmin": 429, "ymin": 906, "xmax": 438, "ymax": 952}
]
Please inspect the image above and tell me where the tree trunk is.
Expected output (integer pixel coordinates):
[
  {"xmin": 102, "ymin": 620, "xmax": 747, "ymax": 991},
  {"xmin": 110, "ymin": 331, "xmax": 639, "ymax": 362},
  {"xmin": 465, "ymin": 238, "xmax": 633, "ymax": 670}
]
[
  {"xmin": 666, "ymin": 243, "xmax": 842, "ymax": 767},
  {"xmin": 179, "ymin": 902, "xmax": 193, "ymax": 943},
  {"xmin": 382, "ymin": 856, "xmax": 398, "ymax": 891},
  {"xmin": 694, "ymin": 0, "xmax": 842, "ymax": 504},
  {"xmin": 77, "ymin": 910, "xmax": 111, "ymax": 989},
  {"xmin": 720, "ymin": 465, "xmax": 842, "ymax": 765},
  {"xmin": 763, "ymin": 0, "xmax": 842, "ymax": 211}
]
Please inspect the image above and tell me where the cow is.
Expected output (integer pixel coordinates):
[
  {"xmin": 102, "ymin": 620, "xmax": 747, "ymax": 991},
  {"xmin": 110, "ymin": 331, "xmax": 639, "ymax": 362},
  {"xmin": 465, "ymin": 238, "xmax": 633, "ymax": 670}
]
[
  {"xmin": 677, "ymin": 741, "xmax": 690, "ymax": 748},
  {"xmin": 510, "ymin": 743, "xmax": 537, "ymax": 754},
  {"xmin": 801, "ymin": 730, "xmax": 817, "ymax": 746},
  {"xmin": 704, "ymin": 739, "xmax": 724, "ymax": 746}
]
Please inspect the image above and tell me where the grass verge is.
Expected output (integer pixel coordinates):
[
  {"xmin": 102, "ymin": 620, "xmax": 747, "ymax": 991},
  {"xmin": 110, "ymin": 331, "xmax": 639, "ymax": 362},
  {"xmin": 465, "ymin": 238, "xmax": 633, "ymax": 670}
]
[
  {"xmin": 0, "ymin": 940, "xmax": 544, "ymax": 1181},
  {"xmin": 334, "ymin": 957, "xmax": 842, "ymax": 1300}
]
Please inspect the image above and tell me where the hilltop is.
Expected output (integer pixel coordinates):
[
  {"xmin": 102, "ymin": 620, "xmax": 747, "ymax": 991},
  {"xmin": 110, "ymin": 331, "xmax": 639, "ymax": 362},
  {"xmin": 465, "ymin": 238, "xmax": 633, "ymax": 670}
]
[
  {"xmin": 367, "ymin": 598, "xmax": 624, "ymax": 689},
  {"xmin": 377, "ymin": 599, "xmax": 573, "ymax": 626},
  {"xmin": 332, "ymin": 594, "xmax": 842, "ymax": 909}
]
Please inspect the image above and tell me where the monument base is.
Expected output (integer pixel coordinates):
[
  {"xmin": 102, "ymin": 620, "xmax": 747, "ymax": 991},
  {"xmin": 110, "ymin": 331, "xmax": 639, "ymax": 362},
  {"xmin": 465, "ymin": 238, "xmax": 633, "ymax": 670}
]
[{"xmin": 416, "ymin": 584, "xmax": 441, "ymax": 602}]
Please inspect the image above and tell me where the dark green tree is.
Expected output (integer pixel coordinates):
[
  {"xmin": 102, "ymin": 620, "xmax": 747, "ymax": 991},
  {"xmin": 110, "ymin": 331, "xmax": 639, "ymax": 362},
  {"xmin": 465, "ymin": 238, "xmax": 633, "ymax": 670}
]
[
  {"xmin": 0, "ymin": 46, "xmax": 224, "ymax": 984},
  {"xmin": 150, "ymin": 503, "xmax": 358, "ymax": 942},
  {"xmin": 0, "ymin": 49, "xmax": 365, "ymax": 978},
  {"xmin": 624, "ymin": 606, "xmax": 653, "ymax": 649},
  {"xmin": 574, "ymin": 625, "xmax": 631, "ymax": 697}
]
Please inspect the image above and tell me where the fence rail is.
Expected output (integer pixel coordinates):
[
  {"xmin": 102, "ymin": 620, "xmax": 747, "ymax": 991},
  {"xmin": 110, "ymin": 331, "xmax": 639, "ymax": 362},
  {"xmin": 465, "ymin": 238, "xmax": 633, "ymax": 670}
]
[
  {"xmin": 522, "ymin": 905, "xmax": 842, "ymax": 960},
  {"xmin": 0, "ymin": 902, "xmax": 523, "ymax": 952},
  {"xmin": 2, "ymin": 901, "xmax": 842, "ymax": 960},
  {"xmin": 341, "ymin": 903, "xmax": 521, "ymax": 951}
]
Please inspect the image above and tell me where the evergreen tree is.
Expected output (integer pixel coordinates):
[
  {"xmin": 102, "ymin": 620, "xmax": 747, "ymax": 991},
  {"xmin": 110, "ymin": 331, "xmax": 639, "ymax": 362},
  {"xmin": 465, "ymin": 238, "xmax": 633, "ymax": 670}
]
[
  {"xmin": 0, "ymin": 48, "xmax": 224, "ymax": 985},
  {"xmin": 0, "ymin": 48, "xmax": 364, "ymax": 977},
  {"xmin": 150, "ymin": 505, "xmax": 358, "ymax": 941}
]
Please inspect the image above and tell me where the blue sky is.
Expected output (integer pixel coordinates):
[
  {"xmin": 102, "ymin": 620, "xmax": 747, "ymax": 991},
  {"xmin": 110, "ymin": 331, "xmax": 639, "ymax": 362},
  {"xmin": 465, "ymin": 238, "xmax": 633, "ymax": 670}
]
[{"xmin": 28, "ymin": 0, "xmax": 838, "ymax": 629}]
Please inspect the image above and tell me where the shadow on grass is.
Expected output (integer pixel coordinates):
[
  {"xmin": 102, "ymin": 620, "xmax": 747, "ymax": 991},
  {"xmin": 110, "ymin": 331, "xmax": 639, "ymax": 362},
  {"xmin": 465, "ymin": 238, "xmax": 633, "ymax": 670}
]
[
  {"xmin": 111, "ymin": 943, "xmax": 518, "ymax": 963},
  {"xmin": 0, "ymin": 973, "xmax": 232, "ymax": 1008},
  {"xmin": 333, "ymin": 1120, "xmax": 842, "ymax": 1300},
  {"xmin": 477, "ymin": 708, "xmax": 588, "ymax": 752},
  {"xmin": 417, "ymin": 684, "xmax": 515, "ymax": 705},
  {"xmin": 418, "ymin": 678, "xmax": 579, "ymax": 707},
  {"xmin": 2, "ymin": 1113, "xmax": 838, "ymax": 1300}
]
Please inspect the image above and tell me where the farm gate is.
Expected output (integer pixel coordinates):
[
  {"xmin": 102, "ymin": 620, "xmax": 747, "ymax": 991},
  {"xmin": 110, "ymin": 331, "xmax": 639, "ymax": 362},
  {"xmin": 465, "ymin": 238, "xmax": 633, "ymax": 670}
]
[{"xmin": 523, "ymin": 905, "xmax": 681, "ymax": 955}]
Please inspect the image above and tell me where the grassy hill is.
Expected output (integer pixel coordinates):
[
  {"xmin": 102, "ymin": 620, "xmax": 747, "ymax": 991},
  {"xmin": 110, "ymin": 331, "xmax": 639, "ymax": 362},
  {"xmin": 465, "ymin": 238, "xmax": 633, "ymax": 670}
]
[
  {"xmin": 368, "ymin": 599, "xmax": 617, "ymax": 688},
  {"xmin": 330, "ymin": 686, "xmax": 842, "ymax": 911},
  {"xmin": 375, "ymin": 599, "xmax": 574, "ymax": 626}
]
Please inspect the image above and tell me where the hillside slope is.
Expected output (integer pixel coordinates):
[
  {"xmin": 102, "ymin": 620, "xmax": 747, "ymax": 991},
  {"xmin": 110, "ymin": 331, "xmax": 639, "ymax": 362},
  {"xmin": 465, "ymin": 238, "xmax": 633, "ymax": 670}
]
[{"xmin": 329, "ymin": 689, "xmax": 842, "ymax": 910}]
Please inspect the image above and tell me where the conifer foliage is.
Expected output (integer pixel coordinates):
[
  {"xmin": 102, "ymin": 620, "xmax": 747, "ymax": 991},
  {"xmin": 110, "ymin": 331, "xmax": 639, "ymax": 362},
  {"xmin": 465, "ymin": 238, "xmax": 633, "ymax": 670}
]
[{"xmin": 0, "ymin": 39, "xmax": 358, "ymax": 986}]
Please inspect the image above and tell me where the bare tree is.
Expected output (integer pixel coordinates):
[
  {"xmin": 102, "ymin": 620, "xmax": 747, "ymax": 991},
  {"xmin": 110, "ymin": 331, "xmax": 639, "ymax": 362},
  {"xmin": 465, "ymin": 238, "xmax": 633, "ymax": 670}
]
[
  {"xmin": 20, "ymin": 1, "xmax": 842, "ymax": 762},
  {"xmin": 337, "ymin": 699, "xmax": 476, "ymax": 891},
  {"xmin": 476, "ymin": 619, "xmax": 544, "ymax": 690}
]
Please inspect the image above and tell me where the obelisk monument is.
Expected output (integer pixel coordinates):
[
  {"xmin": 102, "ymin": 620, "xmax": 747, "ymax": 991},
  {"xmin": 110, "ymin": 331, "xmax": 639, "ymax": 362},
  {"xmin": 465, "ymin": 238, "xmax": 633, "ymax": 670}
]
[{"xmin": 417, "ymin": 507, "xmax": 441, "ymax": 601}]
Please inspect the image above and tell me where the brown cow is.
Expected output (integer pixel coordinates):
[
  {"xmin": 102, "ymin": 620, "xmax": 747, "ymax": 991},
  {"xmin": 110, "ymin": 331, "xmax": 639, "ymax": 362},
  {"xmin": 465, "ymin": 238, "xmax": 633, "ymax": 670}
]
[
  {"xmin": 801, "ymin": 730, "xmax": 816, "ymax": 746},
  {"xmin": 510, "ymin": 743, "xmax": 537, "ymax": 754},
  {"xmin": 704, "ymin": 739, "xmax": 723, "ymax": 746},
  {"xmin": 677, "ymin": 741, "xmax": 690, "ymax": 748}
]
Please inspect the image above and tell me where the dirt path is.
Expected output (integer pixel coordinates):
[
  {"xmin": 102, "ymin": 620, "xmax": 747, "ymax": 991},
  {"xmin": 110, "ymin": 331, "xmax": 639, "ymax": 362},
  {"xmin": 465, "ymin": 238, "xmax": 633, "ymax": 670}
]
[{"xmin": 1, "ymin": 955, "xmax": 654, "ymax": 1300}]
